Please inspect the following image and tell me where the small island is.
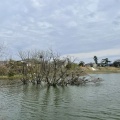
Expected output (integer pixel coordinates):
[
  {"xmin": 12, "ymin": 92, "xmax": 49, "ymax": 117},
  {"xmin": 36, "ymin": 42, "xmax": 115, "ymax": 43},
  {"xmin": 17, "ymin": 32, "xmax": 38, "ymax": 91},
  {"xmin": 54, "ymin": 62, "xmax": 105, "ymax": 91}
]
[{"xmin": 0, "ymin": 49, "xmax": 120, "ymax": 86}]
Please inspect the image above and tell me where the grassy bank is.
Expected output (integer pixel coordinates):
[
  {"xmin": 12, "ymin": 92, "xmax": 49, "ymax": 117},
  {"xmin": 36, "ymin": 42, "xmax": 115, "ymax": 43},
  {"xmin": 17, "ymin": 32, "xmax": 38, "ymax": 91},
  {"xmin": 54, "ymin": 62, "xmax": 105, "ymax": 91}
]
[{"xmin": 81, "ymin": 66, "xmax": 120, "ymax": 74}]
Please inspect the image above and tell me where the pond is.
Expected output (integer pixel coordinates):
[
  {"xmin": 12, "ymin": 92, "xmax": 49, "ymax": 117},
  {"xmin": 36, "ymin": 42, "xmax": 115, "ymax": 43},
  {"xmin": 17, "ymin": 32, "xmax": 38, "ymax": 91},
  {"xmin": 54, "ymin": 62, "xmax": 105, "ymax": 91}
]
[{"xmin": 0, "ymin": 73, "xmax": 120, "ymax": 120}]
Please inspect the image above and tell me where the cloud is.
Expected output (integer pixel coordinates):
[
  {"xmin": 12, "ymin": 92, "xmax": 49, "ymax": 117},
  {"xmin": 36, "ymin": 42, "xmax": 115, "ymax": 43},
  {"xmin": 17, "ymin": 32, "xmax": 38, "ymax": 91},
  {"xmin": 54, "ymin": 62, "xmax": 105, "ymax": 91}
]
[
  {"xmin": 31, "ymin": 0, "xmax": 43, "ymax": 7},
  {"xmin": 37, "ymin": 22, "xmax": 53, "ymax": 29},
  {"xmin": 0, "ymin": 0, "xmax": 120, "ymax": 61},
  {"xmin": 66, "ymin": 21, "xmax": 77, "ymax": 28},
  {"xmin": 62, "ymin": 48, "xmax": 120, "ymax": 62},
  {"xmin": 69, "ymin": 48, "xmax": 120, "ymax": 58}
]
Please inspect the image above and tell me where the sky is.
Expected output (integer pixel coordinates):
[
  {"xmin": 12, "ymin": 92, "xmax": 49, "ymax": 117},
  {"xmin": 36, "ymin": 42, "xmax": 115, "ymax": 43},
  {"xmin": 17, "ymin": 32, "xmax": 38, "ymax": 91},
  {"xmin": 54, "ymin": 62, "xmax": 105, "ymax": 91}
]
[{"xmin": 0, "ymin": 0, "xmax": 120, "ymax": 63}]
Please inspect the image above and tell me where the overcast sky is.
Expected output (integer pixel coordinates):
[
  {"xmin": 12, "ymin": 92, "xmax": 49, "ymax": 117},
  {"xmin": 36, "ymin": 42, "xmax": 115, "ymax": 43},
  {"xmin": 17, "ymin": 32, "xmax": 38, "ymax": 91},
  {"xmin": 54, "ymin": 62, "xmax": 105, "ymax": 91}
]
[{"xmin": 0, "ymin": 0, "xmax": 120, "ymax": 62}]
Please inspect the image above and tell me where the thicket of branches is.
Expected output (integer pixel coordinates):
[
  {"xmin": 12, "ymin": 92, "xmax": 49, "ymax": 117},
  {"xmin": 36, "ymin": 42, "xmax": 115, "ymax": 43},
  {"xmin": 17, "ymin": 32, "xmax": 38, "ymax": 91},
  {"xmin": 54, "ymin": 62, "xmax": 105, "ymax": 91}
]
[
  {"xmin": 0, "ymin": 43, "xmax": 6, "ymax": 58},
  {"xmin": 18, "ymin": 49, "xmax": 102, "ymax": 86},
  {"xmin": 0, "ymin": 47, "xmax": 103, "ymax": 86},
  {"xmin": 0, "ymin": 43, "xmax": 7, "ymax": 76}
]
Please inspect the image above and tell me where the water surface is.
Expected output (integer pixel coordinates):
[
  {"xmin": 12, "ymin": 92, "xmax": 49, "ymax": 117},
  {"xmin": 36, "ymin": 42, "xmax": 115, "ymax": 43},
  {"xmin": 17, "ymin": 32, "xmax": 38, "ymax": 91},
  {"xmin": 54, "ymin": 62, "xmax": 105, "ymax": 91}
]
[{"xmin": 0, "ymin": 74, "xmax": 120, "ymax": 120}]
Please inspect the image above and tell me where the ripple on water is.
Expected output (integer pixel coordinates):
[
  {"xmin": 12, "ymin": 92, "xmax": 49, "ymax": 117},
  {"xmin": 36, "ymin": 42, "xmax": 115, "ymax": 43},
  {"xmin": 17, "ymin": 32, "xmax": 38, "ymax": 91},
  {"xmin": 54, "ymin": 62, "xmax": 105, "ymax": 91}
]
[{"xmin": 0, "ymin": 74, "xmax": 120, "ymax": 120}]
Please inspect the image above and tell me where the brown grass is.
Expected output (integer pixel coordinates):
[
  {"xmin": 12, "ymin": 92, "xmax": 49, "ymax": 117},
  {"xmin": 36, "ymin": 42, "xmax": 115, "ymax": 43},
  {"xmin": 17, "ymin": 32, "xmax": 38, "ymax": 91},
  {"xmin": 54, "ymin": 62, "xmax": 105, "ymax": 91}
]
[{"xmin": 80, "ymin": 66, "xmax": 120, "ymax": 74}]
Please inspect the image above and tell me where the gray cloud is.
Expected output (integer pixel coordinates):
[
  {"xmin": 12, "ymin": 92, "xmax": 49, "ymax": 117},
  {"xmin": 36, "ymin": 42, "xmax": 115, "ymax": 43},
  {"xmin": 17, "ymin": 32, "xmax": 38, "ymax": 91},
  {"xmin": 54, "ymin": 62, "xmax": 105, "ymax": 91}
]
[{"xmin": 0, "ymin": 0, "xmax": 120, "ymax": 61}]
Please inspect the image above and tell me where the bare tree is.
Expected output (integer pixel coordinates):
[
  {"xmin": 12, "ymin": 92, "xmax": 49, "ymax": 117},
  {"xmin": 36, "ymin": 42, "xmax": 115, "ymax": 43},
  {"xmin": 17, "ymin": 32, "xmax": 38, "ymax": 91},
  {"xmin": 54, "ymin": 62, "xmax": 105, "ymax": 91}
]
[
  {"xmin": 0, "ymin": 43, "xmax": 6, "ymax": 59},
  {"xmin": 18, "ymin": 49, "xmax": 103, "ymax": 86}
]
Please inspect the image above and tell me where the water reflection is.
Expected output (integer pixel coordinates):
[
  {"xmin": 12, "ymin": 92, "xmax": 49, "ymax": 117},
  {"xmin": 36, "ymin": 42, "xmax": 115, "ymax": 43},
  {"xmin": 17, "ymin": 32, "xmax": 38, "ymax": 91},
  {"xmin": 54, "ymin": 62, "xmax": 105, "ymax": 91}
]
[{"xmin": 17, "ymin": 84, "xmax": 72, "ymax": 120}]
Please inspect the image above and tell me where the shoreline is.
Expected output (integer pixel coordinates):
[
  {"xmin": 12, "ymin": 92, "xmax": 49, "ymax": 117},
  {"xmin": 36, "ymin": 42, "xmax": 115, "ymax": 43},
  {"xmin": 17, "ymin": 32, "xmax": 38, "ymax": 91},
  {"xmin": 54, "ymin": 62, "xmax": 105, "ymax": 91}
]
[
  {"xmin": 81, "ymin": 66, "xmax": 120, "ymax": 74},
  {"xmin": 0, "ymin": 67, "xmax": 120, "ymax": 80}
]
